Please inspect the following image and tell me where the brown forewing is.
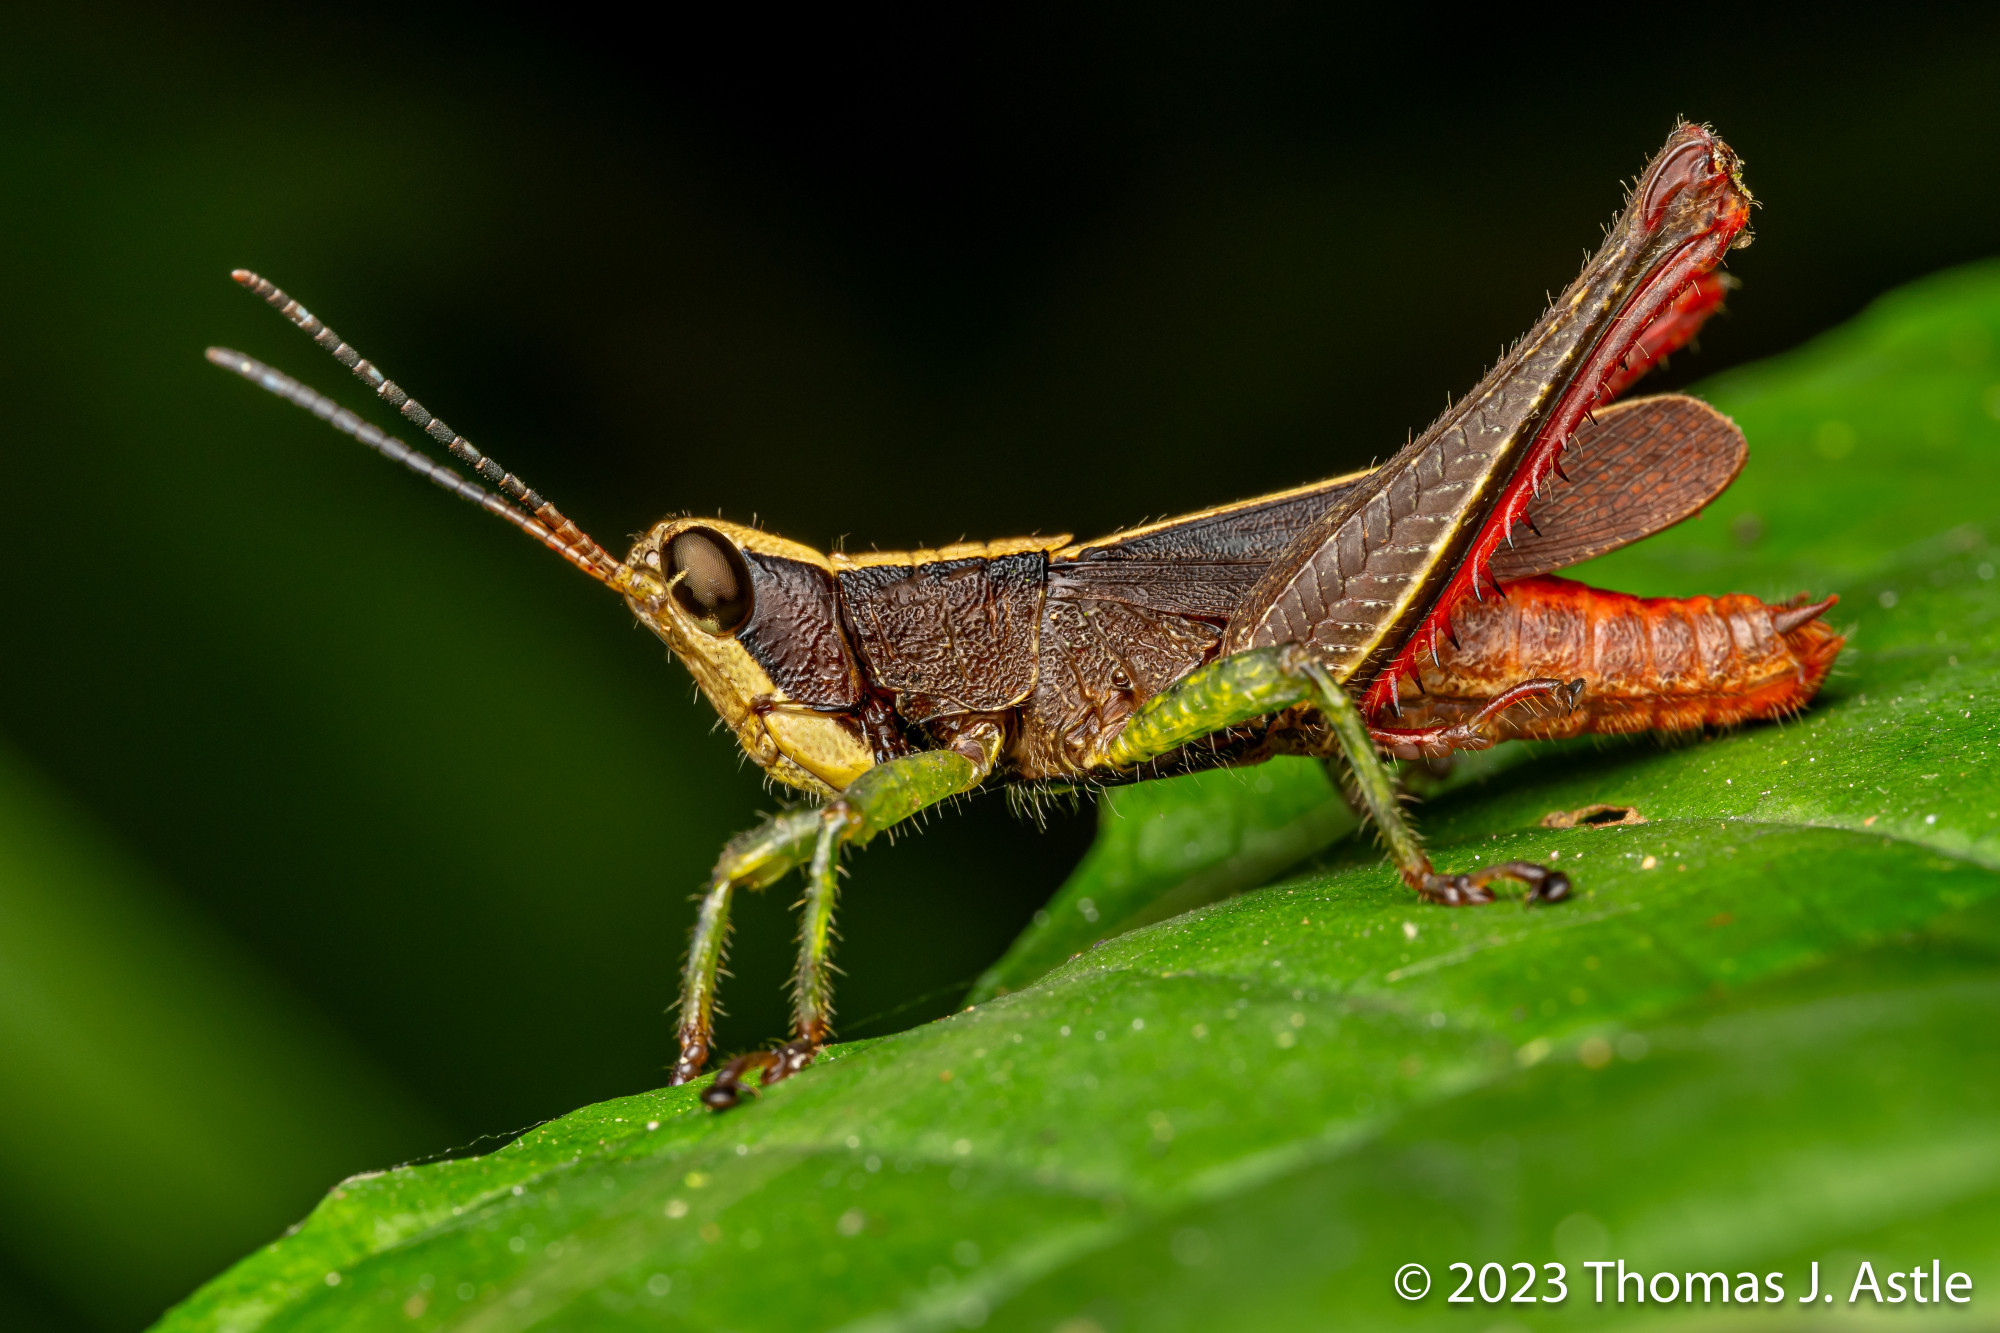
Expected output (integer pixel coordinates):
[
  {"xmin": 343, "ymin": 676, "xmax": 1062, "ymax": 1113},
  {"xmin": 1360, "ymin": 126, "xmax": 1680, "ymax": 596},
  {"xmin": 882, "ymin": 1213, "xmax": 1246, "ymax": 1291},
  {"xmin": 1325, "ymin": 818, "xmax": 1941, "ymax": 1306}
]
[{"xmin": 1051, "ymin": 473, "xmax": 1368, "ymax": 618}]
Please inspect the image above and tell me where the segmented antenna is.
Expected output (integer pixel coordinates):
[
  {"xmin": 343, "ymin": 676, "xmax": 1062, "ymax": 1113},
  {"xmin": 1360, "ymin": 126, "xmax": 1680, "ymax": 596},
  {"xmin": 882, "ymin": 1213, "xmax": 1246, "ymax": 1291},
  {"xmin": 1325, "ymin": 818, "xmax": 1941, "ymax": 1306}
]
[
  {"xmin": 206, "ymin": 347, "xmax": 624, "ymax": 588},
  {"xmin": 228, "ymin": 269, "xmax": 624, "ymax": 583}
]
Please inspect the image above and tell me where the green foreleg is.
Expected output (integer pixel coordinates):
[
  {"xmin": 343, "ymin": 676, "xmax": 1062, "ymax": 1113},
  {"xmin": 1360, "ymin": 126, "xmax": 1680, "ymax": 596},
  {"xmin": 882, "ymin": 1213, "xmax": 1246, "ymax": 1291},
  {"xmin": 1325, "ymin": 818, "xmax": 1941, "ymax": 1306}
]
[
  {"xmin": 700, "ymin": 738, "xmax": 998, "ymax": 1109},
  {"xmin": 791, "ymin": 816, "xmax": 844, "ymax": 1049},
  {"xmin": 671, "ymin": 807, "xmax": 822, "ymax": 1085}
]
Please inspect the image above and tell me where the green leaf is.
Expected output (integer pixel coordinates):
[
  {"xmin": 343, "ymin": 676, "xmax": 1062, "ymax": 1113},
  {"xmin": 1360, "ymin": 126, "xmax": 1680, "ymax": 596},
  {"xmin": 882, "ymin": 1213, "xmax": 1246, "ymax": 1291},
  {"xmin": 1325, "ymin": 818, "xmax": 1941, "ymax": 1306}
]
[
  {"xmin": 158, "ymin": 262, "xmax": 2000, "ymax": 1331},
  {"xmin": 972, "ymin": 759, "xmax": 1355, "ymax": 1003}
]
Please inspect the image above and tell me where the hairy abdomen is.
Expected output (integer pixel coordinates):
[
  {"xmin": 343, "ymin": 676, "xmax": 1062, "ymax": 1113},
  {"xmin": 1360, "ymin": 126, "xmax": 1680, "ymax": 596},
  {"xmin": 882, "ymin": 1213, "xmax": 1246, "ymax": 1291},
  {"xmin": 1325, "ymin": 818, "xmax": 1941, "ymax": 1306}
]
[{"xmin": 1403, "ymin": 575, "xmax": 1843, "ymax": 737}]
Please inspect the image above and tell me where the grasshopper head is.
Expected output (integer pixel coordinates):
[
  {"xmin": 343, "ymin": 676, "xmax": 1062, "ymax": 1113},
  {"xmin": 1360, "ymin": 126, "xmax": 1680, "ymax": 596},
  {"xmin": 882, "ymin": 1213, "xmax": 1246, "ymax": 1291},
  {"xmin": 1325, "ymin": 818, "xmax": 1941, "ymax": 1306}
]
[
  {"xmin": 626, "ymin": 518, "xmax": 877, "ymax": 797},
  {"xmin": 206, "ymin": 269, "xmax": 879, "ymax": 799}
]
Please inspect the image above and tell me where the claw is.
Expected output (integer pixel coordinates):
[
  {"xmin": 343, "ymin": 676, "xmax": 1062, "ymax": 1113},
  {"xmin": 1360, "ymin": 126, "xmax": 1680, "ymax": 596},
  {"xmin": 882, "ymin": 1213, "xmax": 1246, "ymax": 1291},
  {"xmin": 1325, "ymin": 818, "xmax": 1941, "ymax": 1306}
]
[
  {"xmin": 697, "ymin": 1038, "xmax": 821, "ymax": 1111},
  {"xmin": 1417, "ymin": 872, "xmax": 1498, "ymax": 906},
  {"xmin": 1420, "ymin": 860, "xmax": 1570, "ymax": 907},
  {"xmin": 701, "ymin": 1049, "xmax": 779, "ymax": 1109},
  {"xmin": 775, "ymin": 1037, "xmax": 819, "ymax": 1079}
]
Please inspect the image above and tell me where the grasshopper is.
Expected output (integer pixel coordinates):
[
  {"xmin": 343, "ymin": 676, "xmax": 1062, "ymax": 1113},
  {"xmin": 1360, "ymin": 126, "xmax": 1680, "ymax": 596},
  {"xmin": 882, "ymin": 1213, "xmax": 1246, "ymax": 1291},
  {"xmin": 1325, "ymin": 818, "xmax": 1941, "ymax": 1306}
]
[{"xmin": 210, "ymin": 123, "xmax": 1832, "ymax": 1110}]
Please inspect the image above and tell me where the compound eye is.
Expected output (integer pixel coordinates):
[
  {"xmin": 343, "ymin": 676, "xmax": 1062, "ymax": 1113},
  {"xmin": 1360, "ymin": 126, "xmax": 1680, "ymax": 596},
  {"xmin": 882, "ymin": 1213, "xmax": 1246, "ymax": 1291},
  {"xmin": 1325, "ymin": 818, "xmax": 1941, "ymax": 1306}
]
[{"xmin": 665, "ymin": 527, "xmax": 753, "ymax": 635}]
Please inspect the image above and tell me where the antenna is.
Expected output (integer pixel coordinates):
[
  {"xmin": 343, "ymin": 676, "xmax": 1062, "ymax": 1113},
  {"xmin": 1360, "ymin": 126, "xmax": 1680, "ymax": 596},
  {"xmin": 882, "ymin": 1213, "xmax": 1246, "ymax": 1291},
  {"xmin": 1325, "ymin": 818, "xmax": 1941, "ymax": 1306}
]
[
  {"xmin": 224, "ymin": 270, "xmax": 629, "ymax": 586},
  {"xmin": 206, "ymin": 347, "xmax": 630, "ymax": 588}
]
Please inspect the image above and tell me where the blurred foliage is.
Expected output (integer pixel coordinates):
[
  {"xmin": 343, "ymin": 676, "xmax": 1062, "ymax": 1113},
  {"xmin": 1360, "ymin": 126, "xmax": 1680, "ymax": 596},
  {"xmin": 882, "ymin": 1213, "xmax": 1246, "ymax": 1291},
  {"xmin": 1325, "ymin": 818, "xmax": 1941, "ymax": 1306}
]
[
  {"xmin": 5, "ymin": 5, "xmax": 2000, "ymax": 1329},
  {"xmin": 0, "ymin": 744, "xmax": 436, "ymax": 1328},
  {"xmin": 155, "ymin": 258, "xmax": 2000, "ymax": 1329}
]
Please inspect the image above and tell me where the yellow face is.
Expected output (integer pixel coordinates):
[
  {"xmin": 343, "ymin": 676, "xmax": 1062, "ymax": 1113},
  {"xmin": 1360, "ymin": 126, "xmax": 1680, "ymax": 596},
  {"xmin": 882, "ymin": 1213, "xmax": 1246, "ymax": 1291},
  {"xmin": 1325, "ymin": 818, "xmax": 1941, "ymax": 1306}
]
[{"xmin": 624, "ymin": 517, "xmax": 876, "ymax": 797}]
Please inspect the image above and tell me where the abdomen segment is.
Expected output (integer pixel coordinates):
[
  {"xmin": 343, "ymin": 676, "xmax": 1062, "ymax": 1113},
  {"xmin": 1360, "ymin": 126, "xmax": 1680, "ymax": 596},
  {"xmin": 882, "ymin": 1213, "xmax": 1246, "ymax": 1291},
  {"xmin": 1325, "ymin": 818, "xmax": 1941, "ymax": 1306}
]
[{"xmin": 1390, "ymin": 575, "xmax": 1843, "ymax": 740}]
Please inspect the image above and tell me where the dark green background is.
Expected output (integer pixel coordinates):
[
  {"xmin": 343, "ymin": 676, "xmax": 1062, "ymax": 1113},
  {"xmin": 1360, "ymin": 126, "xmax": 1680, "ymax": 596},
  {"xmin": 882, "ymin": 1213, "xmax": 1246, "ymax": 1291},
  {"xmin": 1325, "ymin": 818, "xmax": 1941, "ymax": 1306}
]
[{"xmin": 2, "ymin": 5, "xmax": 1998, "ymax": 1329}]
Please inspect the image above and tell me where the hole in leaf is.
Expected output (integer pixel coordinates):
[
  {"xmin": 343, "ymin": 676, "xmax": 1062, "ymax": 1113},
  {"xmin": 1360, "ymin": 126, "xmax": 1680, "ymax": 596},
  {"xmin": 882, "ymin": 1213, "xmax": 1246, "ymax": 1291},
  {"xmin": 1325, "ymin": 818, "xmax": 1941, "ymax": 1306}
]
[{"xmin": 1540, "ymin": 804, "xmax": 1647, "ymax": 830}]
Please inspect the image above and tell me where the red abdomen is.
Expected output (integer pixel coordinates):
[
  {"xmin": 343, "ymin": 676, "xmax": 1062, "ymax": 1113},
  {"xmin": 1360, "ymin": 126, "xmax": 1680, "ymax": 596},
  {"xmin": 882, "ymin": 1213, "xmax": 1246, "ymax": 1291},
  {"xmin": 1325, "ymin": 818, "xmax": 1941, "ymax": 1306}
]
[{"xmin": 1400, "ymin": 575, "xmax": 1843, "ymax": 738}]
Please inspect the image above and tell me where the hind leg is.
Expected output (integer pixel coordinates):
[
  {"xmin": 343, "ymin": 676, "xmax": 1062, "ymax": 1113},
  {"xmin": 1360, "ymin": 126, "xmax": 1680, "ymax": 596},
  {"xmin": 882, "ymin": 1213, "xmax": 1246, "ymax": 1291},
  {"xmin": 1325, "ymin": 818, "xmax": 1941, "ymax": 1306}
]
[
  {"xmin": 1102, "ymin": 645, "xmax": 1570, "ymax": 907},
  {"xmin": 1296, "ymin": 660, "xmax": 1568, "ymax": 905}
]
